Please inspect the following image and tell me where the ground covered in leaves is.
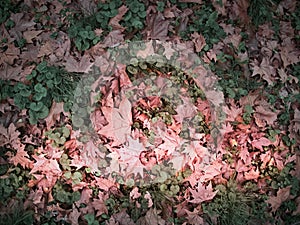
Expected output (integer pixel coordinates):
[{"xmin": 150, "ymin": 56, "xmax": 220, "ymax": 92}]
[{"xmin": 0, "ymin": 0, "xmax": 300, "ymax": 224}]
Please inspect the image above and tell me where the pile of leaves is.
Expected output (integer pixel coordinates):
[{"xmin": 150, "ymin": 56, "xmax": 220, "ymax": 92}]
[{"xmin": 0, "ymin": 0, "xmax": 300, "ymax": 224}]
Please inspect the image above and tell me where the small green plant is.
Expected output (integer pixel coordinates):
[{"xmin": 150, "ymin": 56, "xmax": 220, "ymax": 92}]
[
  {"xmin": 1, "ymin": 61, "xmax": 80, "ymax": 124},
  {"xmin": 45, "ymin": 126, "xmax": 70, "ymax": 147},
  {"xmin": 202, "ymin": 180, "xmax": 269, "ymax": 225},
  {"xmin": 0, "ymin": 0, "xmax": 19, "ymax": 24},
  {"xmin": 248, "ymin": 0, "xmax": 279, "ymax": 27},
  {"xmin": 0, "ymin": 201, "xmax": 34, "ymax": 225},
  {"xmin": 181, "ymin": 3, "xmax": 226, "ymax": 49},
  {"xmin": 52, "ymin": 182, "xmax": 81, "ymax": 206}
]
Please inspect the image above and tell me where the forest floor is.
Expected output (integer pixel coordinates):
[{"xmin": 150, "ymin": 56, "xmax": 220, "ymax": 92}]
[{"xmin": 0, "ymin": 0, "xmax": 300, "ymax": 224}]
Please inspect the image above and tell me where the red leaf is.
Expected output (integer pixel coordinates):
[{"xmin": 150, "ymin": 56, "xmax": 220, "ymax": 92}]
[
  {"xmin": 188, "ymin": 182, "xmax": 218, "ymax": 204},
  {"xmin": 118, "ymin": 136, "xmax": 146, "ymax": 177},
  {"xmin": 251, "ymin": 137, "xmax": 273, "ymax": 151},
  {"xmin": 98, "ymin": 97, "xmax": 133, "ymax": 146},
  {"xmin": 244, "ymin": 167, "xmax": 260, "ymax": 181},
  {"xmin": 7, "ymin": 143, "xmax": 33, "ymax": 169}
]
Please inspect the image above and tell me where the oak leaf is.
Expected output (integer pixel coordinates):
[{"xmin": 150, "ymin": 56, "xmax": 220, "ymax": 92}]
[{"xmin": 7, "ymin": 144, "xmax": 33, "ymax": 169}]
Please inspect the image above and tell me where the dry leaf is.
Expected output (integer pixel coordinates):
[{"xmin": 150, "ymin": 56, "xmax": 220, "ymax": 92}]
[
  {"xmin": 98, "ymin": 97, "xmax": 133, "ymax": 146},
  {"xmin": 267, "ymin": 186, "xmax": 291, "ymax": 212}
]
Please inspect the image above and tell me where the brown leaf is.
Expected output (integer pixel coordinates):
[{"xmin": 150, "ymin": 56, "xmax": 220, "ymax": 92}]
[
  {"xmin": 254, "ymin": 102, "xmax": 278, "ymax": 127},
  {"xmin": 44, "ymin": 101, "xmax": 69, "ymax": 130},
  {"xmin": 23, "ymin": 30, "xmax": 43, "ymax": 44},
  {"xmin": 109, "ymin": 5, "xmax": 128, "ymax": 30},
  {"xmin": 112, "ymin": 209, "xmax": 135, "ymax": 225},
  {"xmin": 0, "ymin": 43, "xmax": 20, "ymax": 65},
  {"xmin": 136, "ymin": 208, "xmax": 165, "ymax": 225},
  {"xmin": 103, "ymin": 30, "xmax": 124, "ymax": 48},
  {"xmin": 0, "ymin": 63, "xmax": 22, "ymax": 81},
  {"xmin": 136, "ymin": 41, "xmax": 155, "ymax": 59},
  {"xmin": 146, "ymin": 9, "xmax": 169, "ymax": 40},
  {"xmin": 191, "ymin": 32, "xmax": 206, "ymax": 52},
  {"xmin": 244, "ymin": 167, "xmax": 260, "ymax": 180},
  {"xmin": 7, "ymin": 143, "xmax": 33, "ymax": 169},
  {"xmin": 267, "ymin": 186, "xmax": 291, "ymax": 212},
  {"xmin": 118, "ymin": 136, "xmax": 146, "ymax": 177},
  {"xmin": 184, "ymin": 208, "xmax": 204, "ymax": 225},
  {"xmin": 179, "ymin": 0, "xmax": 202, "ymax": 3},
  {"xmin": 251, "ymin": 58, "xmax": 276, "ymax": 86},
  {"xmin": 64, "ymin": 54, "xmax": 93, "ymax": 73}
]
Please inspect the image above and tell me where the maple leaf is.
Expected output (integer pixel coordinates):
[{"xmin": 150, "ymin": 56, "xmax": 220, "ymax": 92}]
[
  {"xmin": 111, "ymin": 209, "xmax": 135, "ymax": 225},
  {"xmin": 162, "ymin": 42, "xmax": 176, "ymax": 60},
  {"xmin": 267, "ymin": 186, "xmax": 291, "ymax": 212},
  {"xmin": 68, "ymin": 206, "xmax": 81, "ymax": 225},
  {"xmin": 80, "ymin": 140, "xmax": 106, "ymax": 173},
  {"xmin": 184, "ymin": 208, "xmax": 204, "ymax": 225},
  {"xmin": 0, "ymin": 63, "xmax": 23, "ymax": 81},
  {"xmin": 109, "ymin": 5, "xmax": 128, "ymax": 30},
  {"xmin": 118, "ymin": 136, "xmax": 146, "ymax": 178},
  {"xmin": 244, "ymin": 167, "xmax": 260, "ymax": 180},
  {"xmin": 251, "ymin": 58, "xmax": 276, "ymax": 86},
  {"xmin": 136, "ymin": 208, "xmax": 165, "ymax": 225},
  {"xmin": 0, "ymin": 123, "xmax": 21, "ymax": 149},
  {"xmin": 254, "ymin": 102, "xmax": 278, "ymax": 127},
  {"xmin": 92, "ymin": 192, "xmax": 108, "ymax": 217},
  {"xmin": 136, "ymin": 41, "xmax": 155, "ymax": 59},
  {"xmin": 0, "ymin": 43, "xmax": 20, "ymax": 65},
  {"xmin": 98, "ymin": 97, "xmax": 133, "ymax": 146},
  {"xmin": 64, "ymin": 54, "xmax": 93, "ymax": 73},
  {"xmin": 251, "ymin": 137, "xmax": 273, "ymax": 151},
  {"xmin": 145, "ymin": 10, "xmax": 169, "ymax": 40},
  {"xmin": 44, "ymin": 101, "xmax": 69, "ymax": 130},
  {"xmin": 23, "ymin": 30, "xmax": 43, "ymax": 44},
  {"xmin": 103, "ymin": 30, "xmax": 124, "ymax": 48},
  {"xmin": 188, "ymin": 182, "xmax": 218, "ymax": 204}
]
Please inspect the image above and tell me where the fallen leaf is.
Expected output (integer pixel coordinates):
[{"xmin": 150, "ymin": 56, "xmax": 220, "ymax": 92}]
[
  {"xmin": 146, "ymin": 9, "xmax": 169, "ymax": 40},
  {"xmin": 184, "ymin": 208, "xmax": 204, "ymax": 225},
  {"xmin": 98, "ymin": 97, "xmax": 133, "ymax": 146},
  {"xmin": 267, "ymin": 186, "xmax": 291, "ymax": 212},
  {"xmin": 188, "ymin": 182, "xmax": 218, "ymax": 204},
  {"xmin": 7, "ymin": 143, "xmax": 33, "ymax": 169},
  {"xmin": 23, "ymin": 30, "xmax": 43, "ymax": 43},
  {"xmin": 64, "ymin": 54, "xmax": 93, "ymax": 73},
  {"xmin": 244, "ymin": 167, "xmax": 260, "ymax": 180},
  {"xmin": 0, "ymin": 64, "xmax": 22, "ymax": 81},
  {"xmin": 44, "ymin": 101, "xmax": 69, "ymax": 130},
  {"xmin": 191, "ymin": 32, "xmax": 206, "ymax": 52},
  {"xmin": 109, "ymin": 5, "xmax": 128, "ymax": 30},
  {"xmin": 251, "ymin": 137, "xmax": 273, "ymax": 151},
  {"xmin": 103, "ymin": 30, "xmax": 124, "ymax": 48},
  {"xmin": 118, "ymin": 136, "xmax": 146, "ymax": 177},
  {"xmin": 136, "ymin": 208, "xmax": 165, "ymax": 225}
]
